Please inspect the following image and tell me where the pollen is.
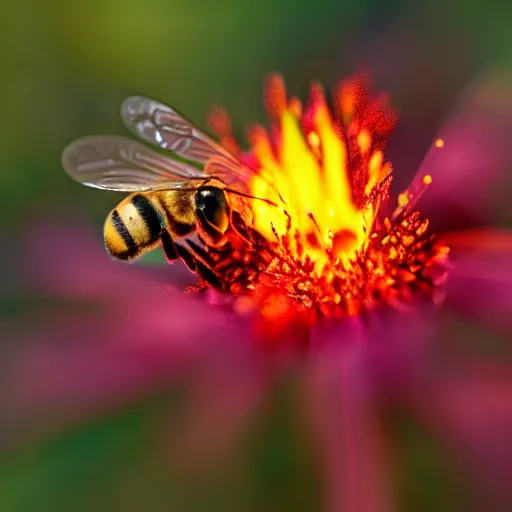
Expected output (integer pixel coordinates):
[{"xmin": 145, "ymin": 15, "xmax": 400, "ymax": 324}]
[{"xmin": 207, "ymin": 75, "xmax": 451, "ymax": 327}]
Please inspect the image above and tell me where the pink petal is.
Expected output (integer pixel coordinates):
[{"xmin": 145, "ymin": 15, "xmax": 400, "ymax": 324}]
[
  {"xmin": 442, "ymin": 229, "xmax": 512, "ymax": 335},
  {"xmin": 1, "ymin": 298, "xmax": 250, "ymax": 444},
  {"xmin": 417, "ymin": 363, "xmax": 512, "ymax": 511},
  {"xmin": 411, "ymin": 72, "xmax": 512, "ymax": 230},
  {"xmin": 2, "ymin": 221, "xmax": 254, "ymax": 443},
  {"xmin": 165, "ymin": 345, "xmax": 269, "ymax": 471},
  {"xmin": 303, "ymin": 307, "xmax": 450, "ymax": 512},
  {"xmin": 304, "ymin": 321, "xmax": 398, "ymax": 512},
  {"xmin": 19, "ymin": 220, "xmax": 195, "ymax": 299}
]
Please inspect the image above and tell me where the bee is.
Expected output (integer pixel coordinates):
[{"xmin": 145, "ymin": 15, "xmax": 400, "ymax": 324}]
[{"xmin": 62, "ymin": 96, "xmax": 275, "ymax": 288}]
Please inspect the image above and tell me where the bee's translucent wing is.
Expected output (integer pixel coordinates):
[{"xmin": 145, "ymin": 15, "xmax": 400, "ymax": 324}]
[
  {"xmin": 62, "ymin": 135, "xmax": 207, "ymax": 192},
  {"xmin": 203, "ymin": 156, "xmax": 252, "ymax": 192},
  {"xmin": 121, "ymin": 96, "xmax": 238, "ymax": 165}
]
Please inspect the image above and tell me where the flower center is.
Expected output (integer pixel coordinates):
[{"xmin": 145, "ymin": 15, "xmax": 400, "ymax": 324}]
[
  {"xmin": 248, "ymin": 76, "xmax": 393, "ymax": 274},
  {"xmin": 207, "ymin": 75, "xmax": 451, "ymax": 324}
]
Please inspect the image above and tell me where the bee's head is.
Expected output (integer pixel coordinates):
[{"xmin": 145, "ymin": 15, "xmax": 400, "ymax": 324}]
[{"xmin": 194, "ymin": 185, "xmax": 230, "ymax": 245}]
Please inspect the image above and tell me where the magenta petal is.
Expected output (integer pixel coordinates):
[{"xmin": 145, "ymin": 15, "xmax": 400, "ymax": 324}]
[
  {"xmin": 1, "ymin": 310, "xmax": 250, "ymax": 445},
  {"xmin": 419, "ymin": 364, "xmax": 512, "ymax": 511},
  {"xmin": 19, "ymin": 221, "xmax": 195, "ymax": 298},
  {"xmin": 411, "ymin": 73, "xmax": 512, "ymax": 229},
  {"xmin": 2, "ymin": 274, "xmax": 251, "ymax": 445},
  {"xmin": 305, "ymin": 327, "xmax": 396, "ymax": 512},
  {"xmin": 166, "ymin": 346, "xmax": 268, "ymax": 470},
  {"xmin": 304, "ymin": 308, "xmax": 449, "ymax": 512},
  {"xmin": 312, "ymin": 309, "xmax": 436, "ymax": 396},
  {"xmin": 3, "ymin": 220, "xmax": 258, "ymax": 444},
  {"xmin": 443, "ymin": 229, "xmax": 512, "ymax": 335}
]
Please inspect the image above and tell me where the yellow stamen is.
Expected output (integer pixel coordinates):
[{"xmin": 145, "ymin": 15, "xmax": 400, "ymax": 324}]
[{"xmin": 250, "ymin": 102, "xmax": 371, "ymax": 271}]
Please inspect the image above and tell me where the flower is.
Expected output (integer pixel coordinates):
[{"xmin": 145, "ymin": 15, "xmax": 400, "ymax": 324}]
[
  {"xmin": 3, "ymin": 72, "xmax": 512, "ymax": 511},
  {"xmin": 203, "ymin": 75, "xmax": 448, "ymax": 340}
]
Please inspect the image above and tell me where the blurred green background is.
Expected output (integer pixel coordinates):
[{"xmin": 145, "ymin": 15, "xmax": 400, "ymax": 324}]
[{"xmin": 1, "ymin": 0, "xmax": 511, "ymax": 510}]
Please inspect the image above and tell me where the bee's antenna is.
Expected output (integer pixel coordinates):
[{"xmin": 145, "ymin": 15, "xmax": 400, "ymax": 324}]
[
  {"xmin": 172, "ymin": 185, "xmax": 279, "ymax": 207},
  {"xmin": 224, "ymin": 187, "xmax": 279, "ymax": 207}
]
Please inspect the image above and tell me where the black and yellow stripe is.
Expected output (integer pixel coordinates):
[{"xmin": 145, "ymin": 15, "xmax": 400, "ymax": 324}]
[
  {"xmin": 104, "ymin": 193, "xmax": 164, "ymax": 260},
  {"xmin": 110, "ymin": 209, "xmax": 136, "ymax": 256},
  {"xmin": 131, "ymin": 194, "xmax": 162, "ymax": 242}
]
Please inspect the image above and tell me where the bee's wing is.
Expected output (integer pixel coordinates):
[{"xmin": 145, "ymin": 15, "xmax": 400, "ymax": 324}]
[
  {"xmin": 202, "ymin": 155, "xmax": 253, "ymax": 190},
  {"xmin": 62, "ymin": 135, "xmax": 207, "ymax": 192},
  {"xmin": 121, "ymin": 96, "xmax": 238, "ymax": 165},
  {"xmin": 121, "ymin": 96, "xmax": 279, "ymax": 196}
]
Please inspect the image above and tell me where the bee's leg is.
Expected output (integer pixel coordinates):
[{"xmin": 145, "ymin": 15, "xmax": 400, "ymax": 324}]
[
  {"xmin": 230, "ymin": 209, "xmax": 270, "ymax": 249},
  {"xmin": 229, "ymin": 210, "xmax": 253, "ymax": 245},
  {"xmin": 172, "ymin": 237, "xmax": 223, "ymax": 291},
  {"xmin": 160, "ymin": 231, "xmax": 179, "ymax": 262},
  {"xmin": 196, "ymin": 217, "xmax": 225, "ymax": 247},
  {"xmin": 184, "ymin": 238, "xmax": 223, "ymax": 290},
  {"xmin": 174, "ymin": 244, "xmax": 198, "ymax": 273},
  {"xmin": 194, "ymin": 259, "xmax": 223, "ymax": 290}
]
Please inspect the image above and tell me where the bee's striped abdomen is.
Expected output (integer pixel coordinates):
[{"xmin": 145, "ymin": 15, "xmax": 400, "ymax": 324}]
[
  {"xmin": 110, "ymin": 209, "xmax": 137, "ymax": 257},
  {"xmin": 104, "ymin": 193, "xmax": 164, "ymax": 260},
  {"xmin": 131, "ymin": 194, "xmax": 163, "ymax": 243}
]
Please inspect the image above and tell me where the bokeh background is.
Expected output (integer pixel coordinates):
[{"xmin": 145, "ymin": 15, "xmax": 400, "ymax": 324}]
[{"xmin": 1, "ymin": 0, "xmax": 512, "ymax": 510}]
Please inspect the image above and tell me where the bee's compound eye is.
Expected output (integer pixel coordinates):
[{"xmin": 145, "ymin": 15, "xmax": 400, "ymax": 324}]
[{"xmin": 195, "ymin": 186, "xmax": 230, "ymax": 238}]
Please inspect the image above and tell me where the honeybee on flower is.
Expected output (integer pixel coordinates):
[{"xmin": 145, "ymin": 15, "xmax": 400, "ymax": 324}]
[
  {"xmin": 61, "ymin": 74, "xmax": 453, "ymax": 339},
  {"xmin": 4, "ymin": 71, "xmax": 512, "ymax": 511}
]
